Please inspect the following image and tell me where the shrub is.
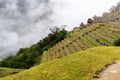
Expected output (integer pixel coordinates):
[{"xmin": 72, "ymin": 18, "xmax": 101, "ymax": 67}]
[{"xmin": 113, "ymin": 38, "xmax": 120, "ymax": 46}]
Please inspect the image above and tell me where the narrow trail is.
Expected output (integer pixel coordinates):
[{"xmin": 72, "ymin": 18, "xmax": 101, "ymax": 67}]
[{"xmin": 93, "ymin": 60, "xmax": 120, "ymax": 80}]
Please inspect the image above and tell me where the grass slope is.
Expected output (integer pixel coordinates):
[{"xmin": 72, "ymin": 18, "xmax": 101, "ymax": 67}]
[
  {"xmin": 1, "ymin": 46, "xmax": 120, "ymax": 80},
  {"xmin": 0, "ymin": 67, "xmax": 24, "ymax": 78},
  {"xmin": 42, "ymin": 51, "xmax": 48, "ymax": 63}
]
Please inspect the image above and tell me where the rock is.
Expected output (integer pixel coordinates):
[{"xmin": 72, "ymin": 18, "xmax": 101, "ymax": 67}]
[
  {"xmin": 12, "ymin": 72, "xmax": 19, "ymax": 75},
  {"xmin": 93, "ymin": 74, "xmax": 100, "ymax": 78}
]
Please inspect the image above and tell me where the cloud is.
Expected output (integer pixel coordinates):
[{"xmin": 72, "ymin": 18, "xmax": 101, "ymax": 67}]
[{"xmin": 0, "ymin": 0, "xmax": 52, "ymax": 60}]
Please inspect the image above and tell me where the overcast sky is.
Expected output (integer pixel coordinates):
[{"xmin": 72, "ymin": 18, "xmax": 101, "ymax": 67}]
[
  {"xmin": 0, "ymin": 0, "xmax": 119, "ymax": 60},
  {"xmin": 51, "ymin": 0, "xmax": 120, "ymax": 30}
]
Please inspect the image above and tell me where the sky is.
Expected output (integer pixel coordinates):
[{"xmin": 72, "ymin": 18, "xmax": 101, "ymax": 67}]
[
  {"xmin": 0, "ymin": 0, "xmax": 119, "ymax": 60},
  {"xmin": 50, "ymin": 0, "xmax": 120, "ymax": 30}
]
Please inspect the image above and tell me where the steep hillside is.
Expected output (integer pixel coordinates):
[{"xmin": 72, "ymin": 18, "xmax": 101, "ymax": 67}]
[
  {"xmin": 1, "ymin": 46, "xmax": 120, "ymax": 80},
  {"xmin": 47, "ymin": 23, "xmax": 120, "ymax": 61}
]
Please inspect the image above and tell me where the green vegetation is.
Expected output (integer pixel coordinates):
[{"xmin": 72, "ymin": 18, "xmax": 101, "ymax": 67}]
[
  {"xmin": 42, "ymin": 51, "xmax": 48, "ymax": 63},
  {"xmin": 0, "ymin": 28, "xmax": 67, "ymax": 69},
  {"xmin": 0, "ymin": 46, "xmax": 120, "ymax": 80},
  {"xmin": 0, "ymin": 67, "xmax": 24, "ymax": 78}
]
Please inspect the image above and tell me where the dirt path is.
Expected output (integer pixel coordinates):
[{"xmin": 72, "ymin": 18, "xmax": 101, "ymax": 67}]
[{"xmin": 93, "ymin": 60, "xmax": 120, "ymax": 80}]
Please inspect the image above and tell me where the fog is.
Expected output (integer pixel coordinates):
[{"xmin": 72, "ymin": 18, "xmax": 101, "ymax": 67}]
[{"xmin": 0, "ymin": 0, "xmax": 119, "ymax": 60}]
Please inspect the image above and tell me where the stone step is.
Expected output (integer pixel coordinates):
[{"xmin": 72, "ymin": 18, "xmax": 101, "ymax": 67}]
[
  {"xmin": 78, "ymin": 36, "xmax": 92, "ymax": 48},
  {"xmin": 63, "ymin": 39, "xmax": 76, "ymax": 54},
  {"xmin": 92, "ymin": 31, "xmax": 112, "ymax": 46}
]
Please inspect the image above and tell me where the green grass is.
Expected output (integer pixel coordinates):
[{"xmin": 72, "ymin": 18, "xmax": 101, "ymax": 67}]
[
  {"xmin": 92, "ymin": 32, "xmax": 112, "ymax": 45},
  {"xmin": 82, "ymin": 36, "xmax": 95, "ymax": 47},
  {"xmin": 0, "ymin": 67, "xmax": 25, "ymax": 78},
  {"xmin": 1, "ymin": 46, "xmax": 120, "ymax": 80},
  {"xmin": 42, "ymin": 51, "xmax": 48, "ymax": 63}
]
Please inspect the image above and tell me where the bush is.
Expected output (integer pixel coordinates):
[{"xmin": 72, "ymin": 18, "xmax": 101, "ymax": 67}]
[{"xmin": 113, "ymin": 38, "xmax": 120, "ymax": 46}]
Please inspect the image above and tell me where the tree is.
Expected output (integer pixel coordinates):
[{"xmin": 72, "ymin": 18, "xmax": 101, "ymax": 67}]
[
  {"xmin": 16, "ymin": 48, "xmax": 28, "ymax": 56},
  {"xmin": 114, "ymin": 38, "xmax": 120, "ymax": 46},
  {"xmin": 50, "ymin": 26, "xmax": 60, "ymax": 33}
]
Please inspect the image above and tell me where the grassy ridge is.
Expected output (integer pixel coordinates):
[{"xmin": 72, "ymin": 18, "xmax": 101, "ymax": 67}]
[{"xmin": 1, "ymin": 46, "xmax": 120, "ymax": 80}]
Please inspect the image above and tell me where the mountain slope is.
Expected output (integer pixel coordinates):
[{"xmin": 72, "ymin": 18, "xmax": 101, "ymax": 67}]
[
  {"xmin": 48, "ymin": 23, "xmax": 120, "ymax": 61},
  {"xmin": 1, "ymin": 46, "xmax": 120, "ymax": 80},
  {"xmin": 0, "ymin": 67, "xmax": 24, "ymax": 78}
]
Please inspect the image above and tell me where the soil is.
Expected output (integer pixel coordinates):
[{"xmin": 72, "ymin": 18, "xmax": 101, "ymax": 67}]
[{"xmin": 93, "ymin": 60, "xmax": 120, "ymax": 80}]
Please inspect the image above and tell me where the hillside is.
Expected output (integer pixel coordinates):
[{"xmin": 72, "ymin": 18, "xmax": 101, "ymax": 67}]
[
  {"xmin": 0, "ymin": 67, "xmax": 24, "ymax": 78},
  {"xmin": 47, "ymin": 23, "xmax": 120, "ymax": 61},
  {"xmin": 0, "ymin": 46, "xmax": 120, "ymax": 80}
]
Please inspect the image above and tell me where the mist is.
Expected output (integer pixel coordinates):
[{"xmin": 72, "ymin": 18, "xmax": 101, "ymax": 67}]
[
  {"xmin": 0, "ymin": 0, "xmax": 52, "ymax": 59},
  {"xmin": 0, "ymin": 0, "xmax": 119, "ymax": 60}
]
